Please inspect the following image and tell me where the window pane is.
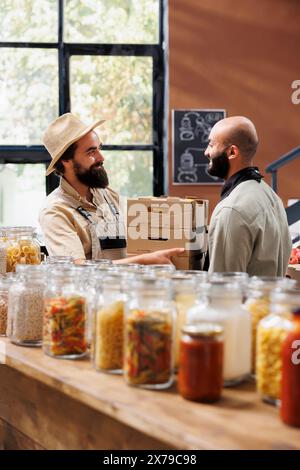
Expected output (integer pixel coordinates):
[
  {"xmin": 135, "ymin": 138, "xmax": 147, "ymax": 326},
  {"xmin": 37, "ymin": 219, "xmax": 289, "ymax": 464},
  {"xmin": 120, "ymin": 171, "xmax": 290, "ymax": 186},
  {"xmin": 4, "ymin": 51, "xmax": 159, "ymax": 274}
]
[
  {"xmin": 65, "ymin": 0, "xmax": 159, "ymax": 44},
  {"xmin": 103, "ymin": 151, "xmax": 153, "ymax": 197},
  {"xmin": 71, "ymin": 56, "xmax": 153, "ymax": 145},
  {"xmin": 0, "ymin": 164, "xmax": 46, "ymax": 232},
  {"xmin": 0, "ymin": 0, "xmax": 57, "ymax": 42},
  {"xmin": 0, "ymin": 48, "xmax": 58, "ymax": 145}
]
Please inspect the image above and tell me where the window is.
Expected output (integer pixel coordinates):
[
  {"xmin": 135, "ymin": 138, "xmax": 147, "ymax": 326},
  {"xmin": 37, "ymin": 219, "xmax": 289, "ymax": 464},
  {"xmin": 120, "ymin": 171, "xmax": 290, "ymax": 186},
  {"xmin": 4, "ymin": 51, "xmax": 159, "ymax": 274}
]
[{"xmin": 0, "ymin": 0, "xmax": 167, "ymax": 228}]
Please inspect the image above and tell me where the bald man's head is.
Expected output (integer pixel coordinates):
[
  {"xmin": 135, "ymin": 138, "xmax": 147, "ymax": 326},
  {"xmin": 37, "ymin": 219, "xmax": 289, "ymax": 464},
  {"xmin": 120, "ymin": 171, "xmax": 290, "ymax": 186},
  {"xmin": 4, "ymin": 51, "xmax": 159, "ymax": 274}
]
[{"xmin": 210, "ymin": 116, "xmax": 259, "ymax": 162}]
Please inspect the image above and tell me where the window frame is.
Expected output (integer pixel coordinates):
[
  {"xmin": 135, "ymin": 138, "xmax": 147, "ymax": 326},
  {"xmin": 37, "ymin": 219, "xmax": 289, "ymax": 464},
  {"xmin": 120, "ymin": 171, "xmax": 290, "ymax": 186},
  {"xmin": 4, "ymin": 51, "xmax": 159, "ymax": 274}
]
[{"xmin": 0, "ymin": 0, "xmax": 168, "ymax": 197}]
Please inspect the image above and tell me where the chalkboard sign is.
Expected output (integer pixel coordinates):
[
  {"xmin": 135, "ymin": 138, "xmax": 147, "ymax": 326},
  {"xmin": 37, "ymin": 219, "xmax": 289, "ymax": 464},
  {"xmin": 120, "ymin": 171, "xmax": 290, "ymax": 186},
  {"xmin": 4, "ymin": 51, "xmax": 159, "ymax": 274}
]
[{"xmin": 172, "ymin": 109, "xmax": 226, "ymax": 185}]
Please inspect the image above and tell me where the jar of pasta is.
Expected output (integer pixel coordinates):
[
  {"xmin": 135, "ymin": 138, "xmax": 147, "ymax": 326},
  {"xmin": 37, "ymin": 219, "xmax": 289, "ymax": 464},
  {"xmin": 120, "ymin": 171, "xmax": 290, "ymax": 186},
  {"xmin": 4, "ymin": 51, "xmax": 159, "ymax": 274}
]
[
  {"xmin": 43, "ymin": 267, "xmax": 87, "ymax": 359},
  {"xmin": 93, "ymin": 272, "xmax": 126, "ymax": 373},
  {"xmin": 124, "ymin": 277, "xmax": 174, "ymax": 389},
  {"xmin": 7, "ymin": 265, "xmax": 47, "ymax": 346},
  {"xmin": 256, "ymin": 287, "xmax": 300, "ymax": 405},
  {"xmin": 5, "ymin": 227, "xmax": 41, "ymax": 272},
  {"xmin": 187, "ymin": 280, "xmax": 251, "ymax": 386},
  {"xmin": 245, "ymin": 277, "xmax": 296, "ymax": 373}
]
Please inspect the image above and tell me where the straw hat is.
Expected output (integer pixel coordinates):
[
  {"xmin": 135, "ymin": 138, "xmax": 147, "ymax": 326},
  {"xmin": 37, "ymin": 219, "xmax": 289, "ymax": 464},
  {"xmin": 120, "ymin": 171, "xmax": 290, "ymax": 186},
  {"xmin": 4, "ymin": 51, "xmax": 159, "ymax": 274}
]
[{"xmin": 43, "ymin": 113, "xmax": 106, "ymax": 176}]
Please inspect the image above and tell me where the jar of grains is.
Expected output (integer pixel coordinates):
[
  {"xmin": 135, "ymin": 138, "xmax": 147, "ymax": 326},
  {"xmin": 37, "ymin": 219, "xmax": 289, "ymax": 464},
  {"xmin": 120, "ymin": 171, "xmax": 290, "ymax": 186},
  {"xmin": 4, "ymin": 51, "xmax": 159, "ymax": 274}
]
[
  {"xmin": 124, "ymin": 277, "xmax": 175, "ymax": 389},
  {"xmin": 256, "ymin": 287, "xmax": 300, "ymax": 405},
  {"xmin": 0, "ymin": 277, "xmax": 16, "ymax": 335},
  {"xmin": 43, "ymin": 267, "xmax": 87, "ymax": 359},
  {"xmin": 7, "ymin": 265, "xmax": 46, "ymax": 346},
  {"xmin": 245, "ymin": 277, "xmax": 296, "ymax": 373}
]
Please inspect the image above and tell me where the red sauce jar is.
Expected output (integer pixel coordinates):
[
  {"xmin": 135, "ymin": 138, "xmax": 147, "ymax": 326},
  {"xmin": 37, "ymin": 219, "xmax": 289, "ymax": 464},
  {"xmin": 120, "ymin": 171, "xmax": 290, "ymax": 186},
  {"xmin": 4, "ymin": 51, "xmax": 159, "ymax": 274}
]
[
  {"xmin": 178, "ymin": 323, "xmax": 224, "ymax": 402},
  {"xmin": 281, "ymin": 308, "xmax": 300, "ymax": 427}
]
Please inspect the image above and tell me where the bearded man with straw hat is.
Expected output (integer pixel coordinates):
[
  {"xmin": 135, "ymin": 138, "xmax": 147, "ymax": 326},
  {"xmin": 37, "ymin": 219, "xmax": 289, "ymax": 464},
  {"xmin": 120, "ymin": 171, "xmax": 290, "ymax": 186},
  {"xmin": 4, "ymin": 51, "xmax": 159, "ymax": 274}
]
[{"xmin": 39, "ymin": 113, "xmax": 184, "ymax": 265}]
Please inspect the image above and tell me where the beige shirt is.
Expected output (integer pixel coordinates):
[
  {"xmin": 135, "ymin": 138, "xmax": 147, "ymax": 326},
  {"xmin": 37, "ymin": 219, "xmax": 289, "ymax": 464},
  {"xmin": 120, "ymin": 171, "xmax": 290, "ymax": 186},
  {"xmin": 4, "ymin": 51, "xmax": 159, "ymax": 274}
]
[
  {"xmin": 208, "ymin": 180, "xmax": 292, "ymax": 276},
  {"xmin": 39, "ymin": 178, "xmax": 126, "ymax": 260}
]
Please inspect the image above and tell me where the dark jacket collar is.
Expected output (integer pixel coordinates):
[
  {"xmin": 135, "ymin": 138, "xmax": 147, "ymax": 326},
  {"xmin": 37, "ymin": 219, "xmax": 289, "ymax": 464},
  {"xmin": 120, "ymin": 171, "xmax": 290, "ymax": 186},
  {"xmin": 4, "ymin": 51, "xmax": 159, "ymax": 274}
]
[{"xmin": 221, "ymin": 167, "xmax": 264, "ymax": 200}]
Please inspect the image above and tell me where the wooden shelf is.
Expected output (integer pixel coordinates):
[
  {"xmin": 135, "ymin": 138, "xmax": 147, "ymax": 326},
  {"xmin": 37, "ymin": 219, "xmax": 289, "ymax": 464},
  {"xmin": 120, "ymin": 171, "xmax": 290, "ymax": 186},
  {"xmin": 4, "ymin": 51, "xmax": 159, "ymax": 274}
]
[{"xmin": 0, "ymin": 338, "xmax": 299, "ymax": 450}]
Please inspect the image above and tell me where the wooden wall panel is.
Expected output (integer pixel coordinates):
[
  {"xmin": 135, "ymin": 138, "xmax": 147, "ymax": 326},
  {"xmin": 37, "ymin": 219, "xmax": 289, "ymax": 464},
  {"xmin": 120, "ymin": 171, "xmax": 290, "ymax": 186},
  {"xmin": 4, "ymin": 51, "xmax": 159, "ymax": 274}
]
[{"xmin": 168, "ymin": 0, "xmax": 300, "ymax": 216}]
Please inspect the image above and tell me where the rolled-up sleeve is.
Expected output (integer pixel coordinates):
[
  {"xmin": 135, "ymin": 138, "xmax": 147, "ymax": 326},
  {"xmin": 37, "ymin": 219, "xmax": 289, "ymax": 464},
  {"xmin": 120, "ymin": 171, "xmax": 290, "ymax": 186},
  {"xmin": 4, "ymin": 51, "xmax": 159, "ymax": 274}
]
[{"xmin": 39, "ymin": 206, "xmax": 86, "ymax": 259}]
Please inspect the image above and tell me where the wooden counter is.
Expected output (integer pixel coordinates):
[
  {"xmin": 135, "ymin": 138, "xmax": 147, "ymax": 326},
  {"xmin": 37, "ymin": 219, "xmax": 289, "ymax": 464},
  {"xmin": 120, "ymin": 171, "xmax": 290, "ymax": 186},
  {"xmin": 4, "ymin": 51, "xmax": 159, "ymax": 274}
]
[{"xmin": 0, "ymin": 338, "xmax": 299, "ymax": 450}]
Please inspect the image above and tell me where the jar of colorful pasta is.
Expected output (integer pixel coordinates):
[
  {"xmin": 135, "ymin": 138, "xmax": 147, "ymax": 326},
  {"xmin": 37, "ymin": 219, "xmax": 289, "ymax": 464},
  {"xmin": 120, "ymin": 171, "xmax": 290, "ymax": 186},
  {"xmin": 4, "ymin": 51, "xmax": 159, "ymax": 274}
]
[
  {"xmin": 245, "ymin": 277, "xmax": 296, "ymax": 373},
  {"xmin": 93, "ymin": 272, "xmax": 126, "ymax": 373},
  {"xmin": 7, "ymin": 265, "xmax": 46, "ymax": 346},
  {"xmin": 124, "ymin": 277, "xmax": 175, "ymax": 389},
  {"xmin": 43, "ymin": 267, "xmax": 87, "ymax": 359},
  {"xmin": 5, "ymin": 227, "xmax": 41, "ymax": 272},
  {"xmin": 256, "ymin": 287, "xmax": 300, "ymax": 405}
]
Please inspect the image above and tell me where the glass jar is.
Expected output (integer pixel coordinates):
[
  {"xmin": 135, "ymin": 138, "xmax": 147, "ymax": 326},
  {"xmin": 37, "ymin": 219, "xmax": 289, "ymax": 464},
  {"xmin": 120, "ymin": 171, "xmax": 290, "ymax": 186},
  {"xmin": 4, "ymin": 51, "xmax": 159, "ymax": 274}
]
[
  {"xmin": 187, "ymin": 280, "xmax": 251, "ymax": 386},
  {"xmin": 0, "ymin": 236, "xmax": 6, "ymax": 276},
  {"xmin": 256, "ymin": 288, "xmax": 300, "ymax": 405},
  {"xmin": 245, "ymin": 277, "xmax": 296, "ymax": 373},
  {"xmin": 93, "ymin": 272, "xmax": 126, "ymax": 373},
  {"xmin": 0, "ymin": 277, "xmax": 15, "ymax": 336},
  {"xmin": 124, "ymin": 277, "xmax": 174, "ymax": 389},
  {"xmin": 178, "ymin": 323, "xmax": 224, "ymax": 402},
  {"xmin": 5, "ymin": 227, "xmax": 41, "ymax": 272},
  {"xmin": 171, "ymin": 273, "xmax": 198, "ymax": 368},
  {"xmin": 7, "ymin": 265, "xmax": 46, "ymax": 346},
  {"xmin": 45, "ymin": 255, "xmax": 74, "ymax": 264},
  {"xmin": 81, "ymin": 259, "xmax": 112, "ymax": 267},
  {"xmin": 145, "ymin": 264, "xmax": 176, "ymax": 277},
  {"xmin": 281, "ymin": 308, "xmax": 300, "ymax": 428},
  {"xmin": 43, "ymin": 267, "xmax": 87, "ymax": 359}
]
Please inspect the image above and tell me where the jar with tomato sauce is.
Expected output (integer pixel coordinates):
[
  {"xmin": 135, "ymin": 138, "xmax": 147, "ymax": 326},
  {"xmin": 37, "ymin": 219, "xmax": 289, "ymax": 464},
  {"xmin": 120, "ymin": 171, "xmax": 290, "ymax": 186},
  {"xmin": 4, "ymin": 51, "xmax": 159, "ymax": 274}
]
[
  {"xmin": 178, "ymin": 323, "xmax": 224, "ymax": 402},
  {"xmin": 281, "ymin": 307, "xmax": 300, "ymax": 427}
]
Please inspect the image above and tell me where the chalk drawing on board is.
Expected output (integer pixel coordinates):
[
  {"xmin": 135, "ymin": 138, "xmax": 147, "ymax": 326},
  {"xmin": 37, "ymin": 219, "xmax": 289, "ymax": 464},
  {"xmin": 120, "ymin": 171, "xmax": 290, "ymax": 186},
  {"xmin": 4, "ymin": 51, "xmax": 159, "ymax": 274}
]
[{"xmin": 173, "ymin": 109, "xmax": 226, "ymax": 185}]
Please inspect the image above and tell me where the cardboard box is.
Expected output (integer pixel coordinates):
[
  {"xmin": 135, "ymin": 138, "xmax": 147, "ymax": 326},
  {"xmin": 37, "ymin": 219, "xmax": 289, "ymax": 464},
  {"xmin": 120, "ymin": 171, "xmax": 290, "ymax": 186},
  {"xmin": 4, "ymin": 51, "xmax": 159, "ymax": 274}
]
[
  {"xmin": 127, "ymin": 195, "xmax": 208, "ymax": 271},
  {"xmin": 127, "ymin": 196, "xmax": 208, "ymax": 229}
]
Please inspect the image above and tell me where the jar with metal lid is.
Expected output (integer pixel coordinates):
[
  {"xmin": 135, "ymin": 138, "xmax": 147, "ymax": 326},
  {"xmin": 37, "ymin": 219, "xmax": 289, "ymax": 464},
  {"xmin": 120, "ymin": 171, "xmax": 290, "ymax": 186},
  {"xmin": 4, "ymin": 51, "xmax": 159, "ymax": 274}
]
[
  {"xmin": 43, "ymin": 267, "xmax": 87, "ymax": 358},
  {"xmin": 245, "ymin": 277, "xmax": 296, "ymax": 372},
  {"xmin": 7, "ymin": 265, "xmax": 46, "ymax": 346},
  {"xmin": 5, "ymin": 227, "xmax": 41, "ymax": 272},
  {"xmin": 178, "ymin": 323, "xmax": 224, "ymax": 402},
  {"xmin": 0, "ymin": 277, "xmax": 16, "ymax": 336},
  {"xmin": 256, "ymin": 287, "xmax": 300, "ymax": 405},
  {"xmin": 124, "ymin": 277, "xmax": 174, "ymax": 389},
  {"xmin": 187, "ymin": 280, "xmax": 251, "ymax": 386},
  {"xmin": 93, "ymin": 272, "xmax": 126, "ymax": 373}
]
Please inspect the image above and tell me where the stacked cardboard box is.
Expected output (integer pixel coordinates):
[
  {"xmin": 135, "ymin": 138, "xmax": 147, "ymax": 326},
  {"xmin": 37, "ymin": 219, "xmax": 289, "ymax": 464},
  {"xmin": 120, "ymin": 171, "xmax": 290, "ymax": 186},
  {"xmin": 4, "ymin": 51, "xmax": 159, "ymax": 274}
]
[{"xmin": 127, "ymin": 196, "xmax": 208, "ymax": 270}]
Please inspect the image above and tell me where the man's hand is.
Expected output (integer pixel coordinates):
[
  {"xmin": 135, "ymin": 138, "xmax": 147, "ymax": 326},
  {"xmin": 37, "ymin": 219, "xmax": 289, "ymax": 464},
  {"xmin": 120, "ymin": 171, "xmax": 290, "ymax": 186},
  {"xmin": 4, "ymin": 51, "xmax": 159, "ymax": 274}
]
[{"xmin": 114, "ymin": 248, "xmax": 185, "ymax": 265}]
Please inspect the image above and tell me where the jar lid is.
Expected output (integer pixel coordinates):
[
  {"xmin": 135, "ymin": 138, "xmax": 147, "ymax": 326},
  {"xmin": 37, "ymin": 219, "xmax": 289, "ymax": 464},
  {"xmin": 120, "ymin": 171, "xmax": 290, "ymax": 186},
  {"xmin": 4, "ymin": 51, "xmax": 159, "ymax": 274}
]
[{"xmin": 181, "ymin": 323, "xmax": 223, "ymax": 337}]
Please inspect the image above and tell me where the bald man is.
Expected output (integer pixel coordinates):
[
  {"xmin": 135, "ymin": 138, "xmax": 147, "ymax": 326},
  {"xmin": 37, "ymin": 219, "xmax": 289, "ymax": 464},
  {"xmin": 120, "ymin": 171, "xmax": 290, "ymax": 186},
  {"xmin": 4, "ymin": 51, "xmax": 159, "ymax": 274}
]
[{"xmin": 204, "ymin": 116, "xmax": 292, "ymax": 276}]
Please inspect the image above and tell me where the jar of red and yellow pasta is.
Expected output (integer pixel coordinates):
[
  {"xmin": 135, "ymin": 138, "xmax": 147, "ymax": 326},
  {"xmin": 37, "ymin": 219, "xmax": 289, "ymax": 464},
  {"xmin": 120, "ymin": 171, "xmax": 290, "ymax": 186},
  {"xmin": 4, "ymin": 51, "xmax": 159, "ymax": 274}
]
[
  {"xmin": 43, "ymin": 266, "xmax": 87, "ymax": 359},
  {"xmin": 124, "ymin": 277, "xmax": 175, "ymax": 389}
]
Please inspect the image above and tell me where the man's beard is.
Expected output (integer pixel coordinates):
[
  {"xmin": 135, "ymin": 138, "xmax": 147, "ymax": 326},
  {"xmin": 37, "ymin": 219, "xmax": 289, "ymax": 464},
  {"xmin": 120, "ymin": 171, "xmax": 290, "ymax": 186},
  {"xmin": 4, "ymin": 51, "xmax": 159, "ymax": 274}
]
[
  {"xmin": 73, "ymin": 161, "xmax": 109, "ymax": 188},
  {"xmin": 207, "ymin": 151, "xmax": 229, "ymax": 179}
]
